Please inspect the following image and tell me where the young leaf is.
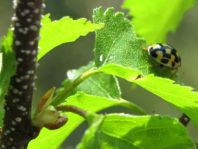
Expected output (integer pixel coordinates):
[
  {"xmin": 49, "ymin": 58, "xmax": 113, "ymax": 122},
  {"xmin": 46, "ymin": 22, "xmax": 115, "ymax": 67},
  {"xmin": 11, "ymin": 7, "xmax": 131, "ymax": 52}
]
[
  {"xmin": 78, "ymin": 114, "xmax": 104, "ymax": 149},
  {"xmin": 77, "ymin": 114, "xmax": 195, "ymax": 149},
  {"xmin": 54, "ymin": 62, "xmax": 121, "ymax": 105},
  {"xmin": 93, "ymin": 7, "xmax": 150, "ymax": 74},
  {"xmin": 76, "ymin": 73, "xmax": 121, "ymax": 99},
  {"xmin": 98, "ymin": 64, "xmax": 141, "ymax": 82},
  {"xmin": 133, "ymin": 75, "xmax": 198, "ymax": 129},
  {"xmin": 122, "ymin": 0, "xmax": 196, "ymax": 43},
  {"xmin": 38, "ymin": 14, "xmax": 104, "ymax": 60},
  {"xmin": 93, "ymin": 63, "xmax": 198, "ymax": 130},
  {"xmin": 94, "ymin": 64, "xmax": 198, "ymax": 130},
  {"xmin": 28, "ymin": 92, "xmax": 145, "ymax": 148}
]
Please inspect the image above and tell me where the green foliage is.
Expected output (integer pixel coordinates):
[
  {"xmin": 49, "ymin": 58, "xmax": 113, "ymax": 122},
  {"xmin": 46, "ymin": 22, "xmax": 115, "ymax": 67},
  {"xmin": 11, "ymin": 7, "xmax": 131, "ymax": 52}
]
[
  {"xmin": 93, "ymin": 7, "xmax": 174, "ymax": 78},
  {"xmin": 0, "ymin": 1, "xmax": 197, "ymax": 148},
  {"xmin": 123, "ymin": 0, "xmax": 196, "ymax": 43},
  {"xmin": 28, "ymin": 92, "xmax": 144, "ymax": 148},
  {"xmin": 78, "ymin": 114, "xmax": 195, "ymax": 149},
  {"xmin": 0, "ymin": 31, "xmax": 16, "ymax": 104},
  {"xmin": 0, "ymin": 33, "xmax": 16, "ymax": 126},
  {"xmin": 134, "ymin": 75, "xmax": 198, "ymax": 128},
  {"xmin": 98, "ymin": 64, "xmax": 141, "ymax": 82},
  {"xmin": 96, "ymin": 64, "xmax": 198, "ymax": 131},
  {"xmin": 54, "ymin": 62, "xmax": 121, "ymax": 105},
  {"xmin": 38, "ymin": 14, "xmax": 104, "ymax": 60},
  {"xmin": 93, "ymin": 7, "xmax": 150, "ymax": 75},
  {"xmin": 29, "ymin": 7, "xmax": 197, "ymax": 148},
  {"xmin": 0, "ymin": 31, "xmax": 15, "ymax": 126},
  {"xmin": 0, "ymin": 14, "xmax": 102, "ymax": 102},
  {"xmin": 0, "ymin": 15, "xmax": 103, "ymax": 125},
  {"xmin": 29, "ymin": 59, "xmax": 145, "ymax": 148}
]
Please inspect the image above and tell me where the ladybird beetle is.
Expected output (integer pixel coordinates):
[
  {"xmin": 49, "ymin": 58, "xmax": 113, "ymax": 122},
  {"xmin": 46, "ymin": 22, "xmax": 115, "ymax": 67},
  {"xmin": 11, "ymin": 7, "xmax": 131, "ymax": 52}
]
[{"xmin": 147, "ymin": 43, "xmax": 181, "ymax": 69}]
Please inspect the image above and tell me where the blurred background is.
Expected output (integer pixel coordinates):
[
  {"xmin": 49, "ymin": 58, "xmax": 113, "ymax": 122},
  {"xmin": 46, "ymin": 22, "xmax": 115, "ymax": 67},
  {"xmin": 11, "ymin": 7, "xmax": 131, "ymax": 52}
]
[{"xmin": 0, "ymin": 0, "xmax": 198, "ymax": 148}]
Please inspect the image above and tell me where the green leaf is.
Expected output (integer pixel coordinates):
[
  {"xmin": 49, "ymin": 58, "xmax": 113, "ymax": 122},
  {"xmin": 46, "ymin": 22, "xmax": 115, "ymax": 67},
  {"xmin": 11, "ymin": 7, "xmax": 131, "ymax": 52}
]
[
  {"xmin": 93, "ymin": 7, "xmax": 150, "ymax": 74},
  {"xmin": 98, "ymin": 64, "xmax": 141, "ymax": 82},
  {"xmin": 95, "ymin": 64, "xmax": 198, "ymax": 130},
  {"xmin": 93, "ymin": 7, "xmax": 181, "ymax": 78},
  {"xmin": 91, "ymin": 63, "xmax": 198, "ymax": 131},
  {"xmin": 54, "ymin": 62, "xmax": 121, "ymax": 105},
  {"xmin": 93, "ymin": 8, "xmax": 174, "ymax": 78},
  {"xmin": 78, "ymin": 114, "xmax": 105, "ymax": 149},
  {"xmin": 38, "ymin": 14, "xmax": 103, "ymax": 60},
  {"xmin": 122, "ymin": 0, "xmax": 196, "ymax": 43},
  {"xmin": 0, "ymin": 31, "xmax": 15, "ymax": 126},
  {"xmin": 28, "ymin": 92, "xmax": 145, "ymax": 148},
  {"xmin": 133, "ymin": 75, "xmax": 198, "ymax": 129},
  {"xmin": 77, "ymin": 114, "xmax": 195, "ymax": 149},
  {"xmin": 0, "ymin": 31, "xmax": 16, "ymax": 103},
  {"xmin": 64, "ymin": 62, "xmax": 121, "ymax": 98},
  {"xmin": 77, "ymin": 73, "xmax": 121, "ymax": 99}
]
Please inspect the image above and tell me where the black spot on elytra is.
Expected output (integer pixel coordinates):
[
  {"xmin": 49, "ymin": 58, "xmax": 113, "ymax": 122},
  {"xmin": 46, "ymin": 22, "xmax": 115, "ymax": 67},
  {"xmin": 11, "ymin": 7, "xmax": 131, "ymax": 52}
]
[
  {"xmin": 175, "ymin": 57, "xmax": 179, "ymax": 63},
  {"xmin": 150, "ymin": 50, "xmax": 158, "ymax": 58},
  {"xmin": 161, "ymin": 58, "xmax": 169, "ymax": 64},
  {"xmin": 172, "ymin": 62, "xmax": 175, "ymax": 67},
  {"xmin": 171, "ymin": 48, "xmax": 177, "ymax": 55},
  {"xmin": 163, "ymin": 53, "xmax": 171, "ymax": 59}
]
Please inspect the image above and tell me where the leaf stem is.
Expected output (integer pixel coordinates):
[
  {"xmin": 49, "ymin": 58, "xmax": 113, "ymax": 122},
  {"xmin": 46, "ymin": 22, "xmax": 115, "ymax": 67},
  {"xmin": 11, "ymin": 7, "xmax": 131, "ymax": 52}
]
[
  {"xmin": 56, "ymin": 105, "xmax": 88, "ymax": 119},
  {"xmin": 52, "ymin": 68, "xmax": 99, "ymax": 105}
]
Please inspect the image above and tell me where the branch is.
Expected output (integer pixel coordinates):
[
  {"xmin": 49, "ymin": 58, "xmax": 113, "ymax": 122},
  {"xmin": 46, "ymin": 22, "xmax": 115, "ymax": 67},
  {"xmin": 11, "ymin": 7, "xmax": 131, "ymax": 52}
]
[{"xmin": 0, "ymin": 0, "xmax": 43, "ymax": 148}]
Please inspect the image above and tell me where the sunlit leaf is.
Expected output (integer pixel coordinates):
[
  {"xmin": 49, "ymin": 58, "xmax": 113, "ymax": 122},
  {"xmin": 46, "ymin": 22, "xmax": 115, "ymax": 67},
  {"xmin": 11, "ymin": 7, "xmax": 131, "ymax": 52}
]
[
  {"xmin": 38, "ymin": 14, "xmax": 103, "ymax": 60},
  {"xmin": 78, "ymin": 114, "xmax": 195, "ymax": 149},
  {"xmin": 28, "ymin": 92, "xmax": 145, "ymax": 148},
  {"xmin": 123, "ymin": 0, "xmax": 196, "ymax": 43},
  {"xmin": 93, "ymin": 7, "xmax": 150, "ymax": 75},
  {"xmin": 54, "ymin": 62, "xmax": 121, "ymax": 105},
  {"xmin": 133, "ymin": 75, "xmax": 198, "ymax": 128}
]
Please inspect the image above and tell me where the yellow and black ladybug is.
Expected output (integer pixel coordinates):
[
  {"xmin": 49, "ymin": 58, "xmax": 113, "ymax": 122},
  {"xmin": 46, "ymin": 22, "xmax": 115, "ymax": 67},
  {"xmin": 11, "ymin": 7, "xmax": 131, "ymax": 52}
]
[{"xmin": 147, "ymin": 43, "xmax": 181, "ymax": 69}]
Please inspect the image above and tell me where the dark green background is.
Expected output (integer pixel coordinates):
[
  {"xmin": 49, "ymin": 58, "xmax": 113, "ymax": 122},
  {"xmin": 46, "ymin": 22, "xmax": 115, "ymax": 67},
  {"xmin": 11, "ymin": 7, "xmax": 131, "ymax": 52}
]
[{"xmin": 0, "ymin": 0, "xmax": 198, "ymax": 148}]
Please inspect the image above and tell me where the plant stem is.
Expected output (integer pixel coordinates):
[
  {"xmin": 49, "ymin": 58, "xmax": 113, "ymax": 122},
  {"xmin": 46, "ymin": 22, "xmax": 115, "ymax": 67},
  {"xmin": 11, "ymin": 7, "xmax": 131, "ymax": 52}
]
[
  {"xmin": 52, "ymin": 68, "xmax": 99, "ymax": 105},
  {"xmin": 56, "ymin": 105, "xmax": 88, "ymax": 119},
  {"xmin": 0, "ymin": 0, "xmax": 43, "ymax": 148}
]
